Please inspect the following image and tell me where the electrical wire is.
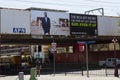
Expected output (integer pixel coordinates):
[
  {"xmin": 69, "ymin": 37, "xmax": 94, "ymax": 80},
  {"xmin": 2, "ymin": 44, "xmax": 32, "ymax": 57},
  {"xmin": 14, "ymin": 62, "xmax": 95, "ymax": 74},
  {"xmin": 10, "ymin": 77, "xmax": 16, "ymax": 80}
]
[
  {"xmin": 1, "ymin": 0, "xmax": 120, "ymax": 7},
  {"xmin": 84, "ymin": 0, "xmax": 120, "ymax": 4},
  {"xmin": 0, "ymin": 0, "xmax": 97, "ymax": 7},
  {"xmin": 1, "ymin": 0, "xmax": 120, "ymax": 16}
]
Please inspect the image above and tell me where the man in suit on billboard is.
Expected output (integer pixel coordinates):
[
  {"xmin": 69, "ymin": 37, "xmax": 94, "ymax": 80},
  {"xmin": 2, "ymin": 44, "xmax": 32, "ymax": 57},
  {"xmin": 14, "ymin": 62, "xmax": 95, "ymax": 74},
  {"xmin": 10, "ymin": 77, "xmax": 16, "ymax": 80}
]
[{"xmin": 42, "ymin": 12, "xmax": 51, "ymax": 35}]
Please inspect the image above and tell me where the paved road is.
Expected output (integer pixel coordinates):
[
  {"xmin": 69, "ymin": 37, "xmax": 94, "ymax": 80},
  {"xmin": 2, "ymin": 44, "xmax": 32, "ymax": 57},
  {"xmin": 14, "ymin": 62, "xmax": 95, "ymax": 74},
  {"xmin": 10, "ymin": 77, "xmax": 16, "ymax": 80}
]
[{"xmin": 0, "ymin": 74, "xmax": 120, "ymax": 80}]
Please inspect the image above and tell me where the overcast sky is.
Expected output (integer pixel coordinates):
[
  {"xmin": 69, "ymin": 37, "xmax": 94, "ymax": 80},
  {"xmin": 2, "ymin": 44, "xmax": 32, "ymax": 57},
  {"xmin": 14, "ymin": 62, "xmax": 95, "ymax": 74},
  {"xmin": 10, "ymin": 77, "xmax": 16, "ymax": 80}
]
[{"xmin": 0, "ymin": 0, "xmax": 120, "ymax": 16}]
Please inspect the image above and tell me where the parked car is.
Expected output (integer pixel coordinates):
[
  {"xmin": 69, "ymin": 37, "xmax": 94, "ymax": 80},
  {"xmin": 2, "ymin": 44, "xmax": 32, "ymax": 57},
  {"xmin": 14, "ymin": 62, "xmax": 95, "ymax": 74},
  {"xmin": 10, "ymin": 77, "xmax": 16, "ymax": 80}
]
[{"xmin": 99, "ymin": 58, "xmax": 120, "ymax": 67}]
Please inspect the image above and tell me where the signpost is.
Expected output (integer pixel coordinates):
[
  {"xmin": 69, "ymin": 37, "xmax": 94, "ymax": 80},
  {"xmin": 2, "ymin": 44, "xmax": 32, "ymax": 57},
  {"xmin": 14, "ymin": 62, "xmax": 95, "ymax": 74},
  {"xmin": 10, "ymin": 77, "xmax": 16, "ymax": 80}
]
[
  {"xmin": 112, "ymin": 37, "xmax": 119, "ymax": 77},
  {"xmin": 51, "ymin": 41, "xmax": 57, "ymax": 76},
  {"xmin": 78, "ymin": 40, "xmax": 95, "ymax": 77}
]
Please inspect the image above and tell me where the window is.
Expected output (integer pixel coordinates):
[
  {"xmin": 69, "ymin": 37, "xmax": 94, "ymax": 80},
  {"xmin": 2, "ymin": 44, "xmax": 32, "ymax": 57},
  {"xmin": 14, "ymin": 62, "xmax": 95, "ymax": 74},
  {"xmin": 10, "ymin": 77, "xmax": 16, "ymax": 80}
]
[
  {"xmin": 68, "ymin": 46, "xmax": 73, "ymax": 53},
  {"xmin": 109, "ymin": 43, "xmax": 120, "ymax": 51},
  {"xmin": 90, "ymin": 44, "xmax": 108, "ymax": 51},
  {"xmin": 90, "ymin": 43, "xmax": 120, "ymax": 52},
  {"xmin": 56, "ymin": 46, "xmax": 73, "ymax": 54},
  {"xmin": 57, "ymin": 47, "xmax": 66, "ymax": 53}
]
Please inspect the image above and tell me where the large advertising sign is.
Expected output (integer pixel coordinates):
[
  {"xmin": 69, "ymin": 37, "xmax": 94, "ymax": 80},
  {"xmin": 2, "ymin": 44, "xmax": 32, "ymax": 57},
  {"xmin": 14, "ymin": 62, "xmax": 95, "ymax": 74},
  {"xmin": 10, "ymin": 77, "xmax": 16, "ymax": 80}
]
[
  {"xmin": 70, "ymin": 13, "xmax": 98, "ymax": 35},
  {"xmin": 1, "ymin": 9, "xmax": 30, "ymax": 34},
  {"xmin": 115, "ymin": 17, "xmax": 120, "ymax": 36},
  {"xmin": 31, "ymin": 10, "xmax": 70, "ymax": 36},
  {"xmin": 98, "ymin": 16, "xmax": 120, "ymax": 36}
]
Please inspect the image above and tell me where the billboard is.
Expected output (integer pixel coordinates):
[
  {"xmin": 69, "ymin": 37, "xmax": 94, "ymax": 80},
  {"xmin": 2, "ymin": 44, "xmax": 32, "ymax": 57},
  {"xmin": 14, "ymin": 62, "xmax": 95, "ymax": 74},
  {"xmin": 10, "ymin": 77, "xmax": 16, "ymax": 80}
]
[
  {"xmin": 31, "ymin": 10, "xmax": 70, "ymax": 36},
  {"xmin": 1, "ymin": 9, "xmax": 30, "ymax": 34},
  {"xmin": 98, "ymin": 16, "xmax": 120, "ymax": 36},
  {"xmin": 70, "ymin": 13, "xmax": 98, "ymax": 35}
]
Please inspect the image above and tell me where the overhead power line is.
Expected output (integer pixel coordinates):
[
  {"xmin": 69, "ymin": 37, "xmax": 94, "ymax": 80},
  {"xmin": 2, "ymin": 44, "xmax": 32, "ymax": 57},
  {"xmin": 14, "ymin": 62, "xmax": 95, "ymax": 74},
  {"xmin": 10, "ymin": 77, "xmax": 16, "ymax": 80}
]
[
  {"xmin": 84, "ymin": 0, "xmax": 120, "ymax": 4},
  {"xmin": 2, "ymin": 0, "xmax": 96, "ymax": 7},
  {"xmin": 3, "ymin": 0, "xmax": 120, "ymax": 8},
  {"xmin": 1, "ymin": 0, "xmax": 120, "ymax": 16}
]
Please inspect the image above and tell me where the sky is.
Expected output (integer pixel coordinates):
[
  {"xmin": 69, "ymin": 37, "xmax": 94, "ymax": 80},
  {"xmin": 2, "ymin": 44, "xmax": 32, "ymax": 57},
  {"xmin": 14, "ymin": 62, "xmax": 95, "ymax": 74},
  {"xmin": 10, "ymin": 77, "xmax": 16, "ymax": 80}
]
[{"xmin": 0, "ymin": 0, "xmax": 120, "ymax": 16}]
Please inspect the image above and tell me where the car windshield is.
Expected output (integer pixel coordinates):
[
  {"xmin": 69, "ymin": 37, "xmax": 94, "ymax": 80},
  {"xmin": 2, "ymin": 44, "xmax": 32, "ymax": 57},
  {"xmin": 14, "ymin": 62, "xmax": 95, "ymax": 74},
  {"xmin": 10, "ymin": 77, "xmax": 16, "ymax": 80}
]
[{"xmin": 112, "ymin": 58, "xmax": 116, "ymax": 62}]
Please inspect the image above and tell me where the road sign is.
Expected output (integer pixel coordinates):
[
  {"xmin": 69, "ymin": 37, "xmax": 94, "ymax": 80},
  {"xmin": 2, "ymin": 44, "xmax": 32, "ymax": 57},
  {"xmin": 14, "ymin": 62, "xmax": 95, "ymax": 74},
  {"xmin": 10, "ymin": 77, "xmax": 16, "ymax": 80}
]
[
  {"xmin": 51, "ymin": 42, "xmax": 57, "ymax": 51},
  {"xmin": 77, "ymin": 40, "xmax": 96, "ymax": 44},
  {"xmin": 87, "ymin": 40, "xmax": 96, "ymax": 44}
]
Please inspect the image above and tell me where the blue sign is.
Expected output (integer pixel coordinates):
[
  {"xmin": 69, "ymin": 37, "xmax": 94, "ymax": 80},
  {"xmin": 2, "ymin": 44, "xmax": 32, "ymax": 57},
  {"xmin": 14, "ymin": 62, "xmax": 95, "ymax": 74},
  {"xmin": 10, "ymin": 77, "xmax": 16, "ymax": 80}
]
[
  {"xmin": 77, "ymin": 41, "xmax": 96, "ymax": 44},
  {"xmin": 87, "ymin": 41, "xmax": 96, "ymax": 44},
  {"xmin": 13, "ymin": 28, "xmax": 26, "ymax": 33},
  {"xmin": 77, "ymin": 41, "xmax": 86, "ymax": 44}
]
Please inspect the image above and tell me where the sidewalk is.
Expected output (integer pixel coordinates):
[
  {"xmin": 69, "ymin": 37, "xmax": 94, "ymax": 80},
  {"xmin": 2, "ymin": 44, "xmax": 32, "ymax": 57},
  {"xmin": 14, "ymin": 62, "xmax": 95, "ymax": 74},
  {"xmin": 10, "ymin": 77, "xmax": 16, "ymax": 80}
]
[{"xmin": 0, "ymin": 74, "xmax": 120, "ymax": 80}]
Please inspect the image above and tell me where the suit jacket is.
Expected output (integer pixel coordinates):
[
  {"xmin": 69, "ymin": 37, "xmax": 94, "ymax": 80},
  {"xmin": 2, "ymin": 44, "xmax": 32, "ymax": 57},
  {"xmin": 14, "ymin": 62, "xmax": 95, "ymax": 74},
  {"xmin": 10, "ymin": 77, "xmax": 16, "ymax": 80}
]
[{"xmin": 42, "ymin": 17, "xmax": 50, "ymax": 28}]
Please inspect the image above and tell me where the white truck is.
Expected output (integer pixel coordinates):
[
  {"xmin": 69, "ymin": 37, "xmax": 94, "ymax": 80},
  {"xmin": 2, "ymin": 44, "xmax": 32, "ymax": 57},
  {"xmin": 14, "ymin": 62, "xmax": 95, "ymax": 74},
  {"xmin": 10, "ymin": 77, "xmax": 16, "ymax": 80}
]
[{"xmin": 99, "ymin": 58, "xmax": 120, "ymax": 67}]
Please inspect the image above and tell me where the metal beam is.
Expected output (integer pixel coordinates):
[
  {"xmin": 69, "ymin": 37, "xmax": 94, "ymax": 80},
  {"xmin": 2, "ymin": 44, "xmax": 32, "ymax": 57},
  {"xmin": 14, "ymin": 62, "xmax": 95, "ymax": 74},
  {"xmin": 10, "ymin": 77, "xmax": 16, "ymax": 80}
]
[{"xmin": 84, "ymin": 8, "xmax": 104, "ymax": 16}]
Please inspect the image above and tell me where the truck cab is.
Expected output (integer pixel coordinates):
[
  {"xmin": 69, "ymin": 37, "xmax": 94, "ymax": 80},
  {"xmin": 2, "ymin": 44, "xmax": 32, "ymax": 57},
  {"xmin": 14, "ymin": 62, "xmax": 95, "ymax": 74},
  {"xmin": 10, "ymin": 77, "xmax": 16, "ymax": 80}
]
[{"xmin": 99, "ymin": 58, "xmax": 120, "ymax": 67}]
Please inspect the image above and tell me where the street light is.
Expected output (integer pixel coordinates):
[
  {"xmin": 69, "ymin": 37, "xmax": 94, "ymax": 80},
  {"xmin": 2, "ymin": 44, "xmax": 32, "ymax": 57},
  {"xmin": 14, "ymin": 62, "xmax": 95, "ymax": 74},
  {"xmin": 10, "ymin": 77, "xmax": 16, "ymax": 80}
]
[{"xmin": 112, "ymin": 37, "xmax": 119, "ymax": 77}]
